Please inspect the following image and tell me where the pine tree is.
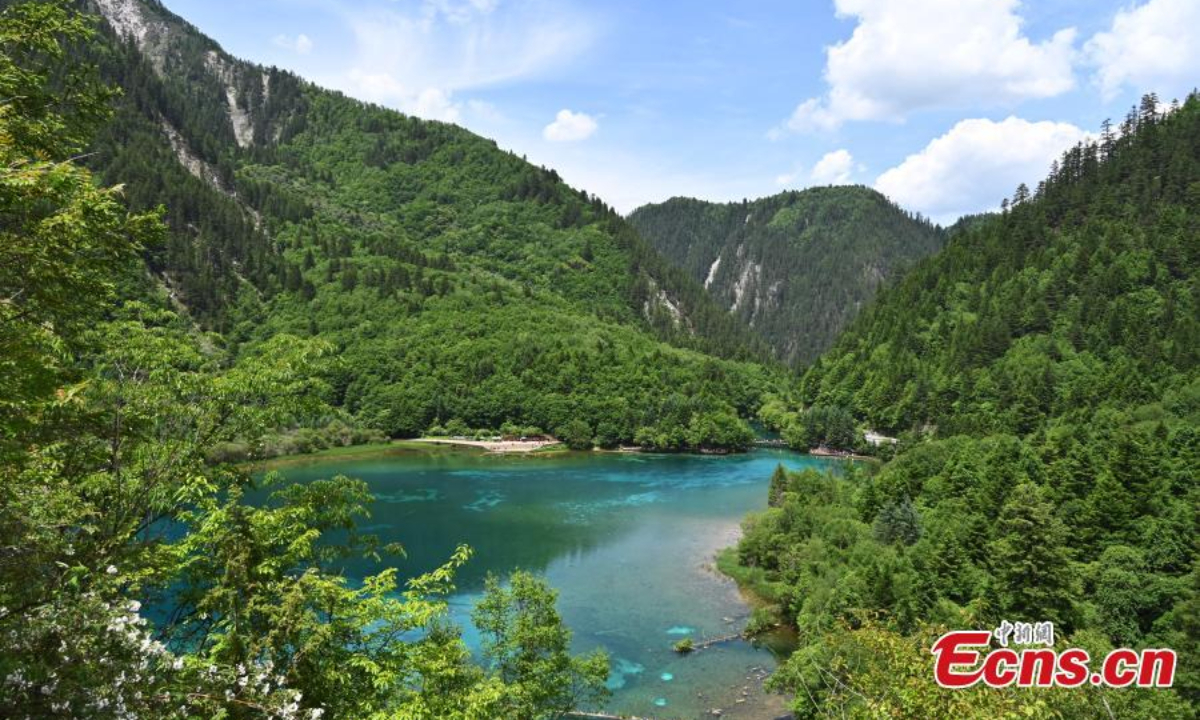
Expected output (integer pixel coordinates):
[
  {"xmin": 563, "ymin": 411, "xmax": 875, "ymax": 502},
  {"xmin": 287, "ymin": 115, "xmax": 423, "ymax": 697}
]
[
  {"xmin": 1013, "ymin": 182, "xmax": 1030, "ymax": 205},
  {"xmin": 989, "ymin": 483, "xmax": 1077, "ymax": 628},
  {"xmin": 873, "ymin": 496, "xmax": 921, "ymax": 546}
]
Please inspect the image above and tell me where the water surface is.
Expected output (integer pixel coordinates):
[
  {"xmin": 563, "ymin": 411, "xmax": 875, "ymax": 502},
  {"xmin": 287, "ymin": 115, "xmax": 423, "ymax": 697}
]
[{"xmin": 271, "ymin": 448, "xmax": 843, "ymax": 719}]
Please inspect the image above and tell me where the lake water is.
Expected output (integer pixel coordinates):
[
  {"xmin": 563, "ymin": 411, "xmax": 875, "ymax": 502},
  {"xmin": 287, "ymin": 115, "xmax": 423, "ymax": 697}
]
[{"xmin": 268, "ymin": 447, "xmax": 845, "ymax": 719}]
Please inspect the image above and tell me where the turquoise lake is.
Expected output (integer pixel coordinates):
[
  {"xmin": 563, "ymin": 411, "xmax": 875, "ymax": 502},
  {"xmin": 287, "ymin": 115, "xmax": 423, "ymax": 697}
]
[{"xmin": 268, "ymin": 447, "xmax": 845, "ymax": 719}]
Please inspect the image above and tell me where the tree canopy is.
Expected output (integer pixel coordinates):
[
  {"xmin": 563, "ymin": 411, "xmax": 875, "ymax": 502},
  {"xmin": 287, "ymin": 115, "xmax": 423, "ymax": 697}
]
[
  {"xmin": 0, "ymin": 4, "xmax": 608, "ymax": 718},
  {"xmin": 731, "ymin": 92, "xmax": 1199, "ymax": 717},
  {"xmin": 68, "ymin": 0, "xmax": 776, "ymax": 453}
]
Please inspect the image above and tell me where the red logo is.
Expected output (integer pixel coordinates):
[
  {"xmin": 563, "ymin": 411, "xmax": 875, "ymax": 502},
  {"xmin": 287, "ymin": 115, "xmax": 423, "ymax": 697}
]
[{"xmin": 931, "ymin": 627, "xmax": 1176, "ymax": 689}]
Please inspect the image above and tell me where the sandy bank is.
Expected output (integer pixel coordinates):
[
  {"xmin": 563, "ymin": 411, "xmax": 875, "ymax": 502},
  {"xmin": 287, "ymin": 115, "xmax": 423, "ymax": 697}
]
[{"xmin": 410, "ymin": 437, "xmax": 563, "ymax": 453}]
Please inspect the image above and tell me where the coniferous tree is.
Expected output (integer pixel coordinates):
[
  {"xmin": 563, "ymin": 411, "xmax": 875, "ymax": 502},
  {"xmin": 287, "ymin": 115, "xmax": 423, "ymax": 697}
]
[{"xmin": 989, "ymin": 483, "xmax": 1077, "ymax": 628}]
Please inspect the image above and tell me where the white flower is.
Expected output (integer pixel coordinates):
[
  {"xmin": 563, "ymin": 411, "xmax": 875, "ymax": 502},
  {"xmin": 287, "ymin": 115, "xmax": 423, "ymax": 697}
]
[{"xmin": 106, "ymin": 565, "xmax": 118, "ymax": 575}]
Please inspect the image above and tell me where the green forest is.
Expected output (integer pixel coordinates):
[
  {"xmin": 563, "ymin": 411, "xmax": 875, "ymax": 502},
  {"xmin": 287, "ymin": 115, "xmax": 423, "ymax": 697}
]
[
  {"xmin": 76, "ymin": 0, "xmax": 775, "ymax": 454},
  {"xmin": 629, "ymin": 187, "xmax": 943, "ymax": 365},
  {"xmin": 728, "ymin": 93, "xmax": 1199, "ymax": 717},
  {"xmin": 1, "ymin": 4, "xmax": 617, "ymax": 718},
  {"xmin": 1, "ymin": 0, "xmax": 1197, "ymax": 718}
]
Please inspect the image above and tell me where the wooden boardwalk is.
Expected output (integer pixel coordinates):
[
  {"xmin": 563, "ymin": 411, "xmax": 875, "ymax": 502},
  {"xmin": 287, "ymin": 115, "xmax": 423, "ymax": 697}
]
[
  {"xmin": 567, "ymin": 712, "xmax": 668, "ymax": 720},
  {"xmin": 689, "ymin": 631, "xmax": 745, "ymax": 651}
]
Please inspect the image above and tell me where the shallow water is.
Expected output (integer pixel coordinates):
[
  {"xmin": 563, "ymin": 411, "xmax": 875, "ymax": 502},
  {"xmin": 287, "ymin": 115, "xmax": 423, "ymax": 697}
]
[{"xmin": 269, "ymin": 448, "xmax": 844, "ymax": 719}]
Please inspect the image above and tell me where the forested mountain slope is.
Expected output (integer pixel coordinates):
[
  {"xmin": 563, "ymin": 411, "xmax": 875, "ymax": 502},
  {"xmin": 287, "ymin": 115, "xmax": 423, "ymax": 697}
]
[
  {"xmin": 801, "ymin": 98, "xmax": 1198, "ymax": 436},
  {"xmin": 629, "ymin": 187, "xmax": 943, "ymax": 365},
  {"xmin": 733, "ymin": 94, "xmax": 1199, "ymax": 716},
  {"xmin": 2, "ymin": 6, "xmax": 612, "ymax": 717},
  {"xmin": 73, "ymin": 0, "xmax": 774, "ymax": 448}
]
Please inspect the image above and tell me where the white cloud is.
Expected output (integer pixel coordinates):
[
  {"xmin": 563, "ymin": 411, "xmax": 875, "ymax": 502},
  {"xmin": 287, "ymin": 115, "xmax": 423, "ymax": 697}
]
[
  {"xmin": 810, "ymin": 149, "xmax": 856, "ymax": 184},
  {"xmin": 774, "ymin": 149, "xmax": 857, "ymax": 188},
  {"xmin": 340, "ymin": 69, "xmax": 456, "ymax": 122},
  {"xmin": 543, "ymin": 109, "xmax": 598, "ymax": 142},
  {"xmin": 776, "ymin": 0, "xmax": 1076, "ymax": 133},
  {"xmin": 330, "ymin": 1, "xmax": 596, "ymax": 123},
  {"xmin": 273, "ymin": 33, "xmax": 313, "ymax": 55},
  {"xmin": 781, "ymin": 98, "xmax": 842, "ymax": 134},
  {"xmin": 1085, "ymin": 0, "xmax": 1200, "ymax": 101},
  {"xmin": 874, "ymin": 116, "xmax": 1088, "ymax": 223},
  {"xmin": 413, "ymin": 88, "xmax": 461, "ymax": 123},
  {"xmin": 775, "ymin": 169, "xmax": 801, "ymax": 186}
]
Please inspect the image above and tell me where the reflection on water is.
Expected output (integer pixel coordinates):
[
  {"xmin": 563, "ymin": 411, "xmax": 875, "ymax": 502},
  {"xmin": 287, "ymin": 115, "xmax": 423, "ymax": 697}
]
[{"xmin": 267, "ymin": 449, "xmax": 844, "ymax": 718}]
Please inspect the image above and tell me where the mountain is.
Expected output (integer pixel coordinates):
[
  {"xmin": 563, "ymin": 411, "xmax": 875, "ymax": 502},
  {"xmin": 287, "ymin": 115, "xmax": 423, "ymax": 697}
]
[
  {"xmin": 628, "ymin": 186, "xmax": 943, "ymax": 365},
  {"xmin": 75, "ymin": 0, "xmax": 775, "ymax": 448},
  {"xmin": 732, "ymin": 94, "xmax": 1199, "ymax": 716},
  {"xmin": 800, "ymin": 98, "xmax": 1199, "ymax": 436},
  {"xmin": 3, "ymin": 6, "xmax": 616, "ymax": 717}
]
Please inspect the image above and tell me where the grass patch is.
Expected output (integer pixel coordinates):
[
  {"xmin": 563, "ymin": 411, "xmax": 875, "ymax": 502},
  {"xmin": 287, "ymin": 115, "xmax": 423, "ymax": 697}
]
[
  {"xmin": 529, "ymin": 443, "xmax": 569, "ymax": 455},
  {"xmin": 249, "ymin": 440, "xmax": 456, "ymax": 470},
  {"xmin": 716, "ymin": 546, "xmax": 788, "ymax": 607}
]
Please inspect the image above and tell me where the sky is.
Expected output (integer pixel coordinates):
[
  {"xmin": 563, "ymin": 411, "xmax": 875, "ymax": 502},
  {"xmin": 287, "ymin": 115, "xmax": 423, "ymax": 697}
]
[{"xmin": 161, "ymin": 0, "xmax": 1200, "ymax": 224}]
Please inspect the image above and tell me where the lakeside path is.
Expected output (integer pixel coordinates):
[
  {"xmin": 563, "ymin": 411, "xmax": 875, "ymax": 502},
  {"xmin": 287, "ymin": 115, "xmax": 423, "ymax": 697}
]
[{"xmin": 409, "ymin": 437, "xmax": 564, "ymax": 453}]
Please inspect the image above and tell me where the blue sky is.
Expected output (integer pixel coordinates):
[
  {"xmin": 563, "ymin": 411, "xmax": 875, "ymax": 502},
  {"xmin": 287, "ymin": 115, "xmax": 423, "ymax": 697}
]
[{"xmin": 161, "ymin": 0, "xmax": 1199, "ymax": 223}]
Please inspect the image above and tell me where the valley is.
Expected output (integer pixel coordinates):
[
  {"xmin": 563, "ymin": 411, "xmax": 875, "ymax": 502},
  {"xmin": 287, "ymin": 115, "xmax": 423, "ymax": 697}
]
[
  {"xmin": 258, "ymin": 446, "xmax": 846, "ymax": 719},
  {"xmin": 0, "ymin": 1, "xmax": 1195, "ymax": 719}
]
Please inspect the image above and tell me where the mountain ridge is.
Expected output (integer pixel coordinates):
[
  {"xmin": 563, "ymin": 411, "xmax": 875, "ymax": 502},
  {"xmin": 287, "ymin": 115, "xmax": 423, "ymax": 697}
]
[
  {"xmin": 629, "ymin": 185, "xmax": 943, "ymax": 365},
  {"xmin": 732, "ymin": 94, "xmax": 1199, "ymax": 715},
  {"xmin": 76, "ymin": 0, "xmax": 777, "ymax": 447},
  {"xmin": 87, "ymin": 0, "xmax": 766, "ymax": 358}
]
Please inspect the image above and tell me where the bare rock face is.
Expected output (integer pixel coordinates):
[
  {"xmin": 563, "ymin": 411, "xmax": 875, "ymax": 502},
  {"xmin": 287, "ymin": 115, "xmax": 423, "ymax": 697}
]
[
  {"xmin": 629, "ymin": 188, "xmax": 944, "ymax": 365},
  {"xmin": 94, "ymin": 0, "xmax": 170, "ymax": 72},
  {"xmin": 94, "ymin": 0, "xmax": 151, "ymax": 45},
  {"xmin": 95, "ymin": 0, "xmax": 255, "ymax": 149},
  {"xmin": 203, "ymin": 51, "xmax": 255, "ymax": 149}
]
